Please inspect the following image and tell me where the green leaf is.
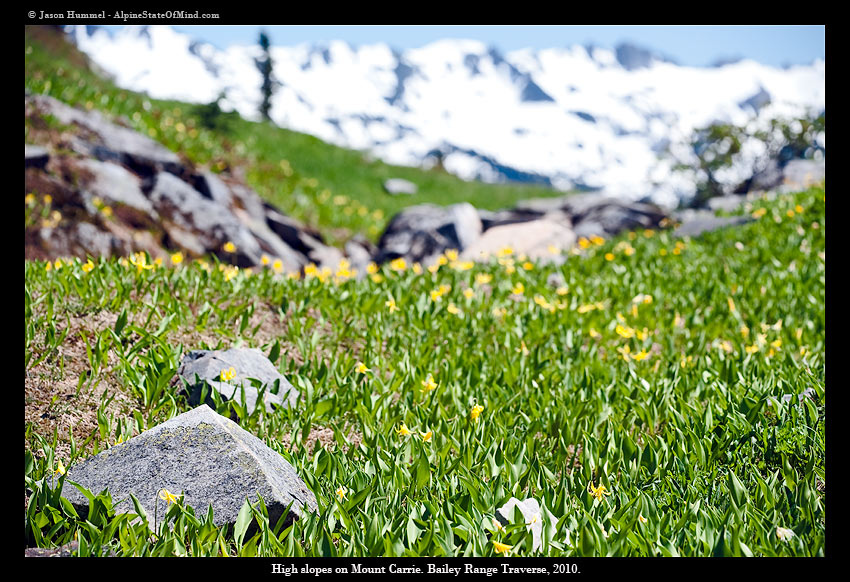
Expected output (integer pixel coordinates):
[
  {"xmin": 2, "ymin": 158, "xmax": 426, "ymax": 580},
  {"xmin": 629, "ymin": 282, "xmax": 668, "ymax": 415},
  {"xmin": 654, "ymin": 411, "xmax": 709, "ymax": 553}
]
[
  {"xmin": 233, "ymin": 498, "xmax": 253, "ymax": 549},
  {"xmin": 415, "ymin": 454, "xmax": 431, "ymax": 489}
]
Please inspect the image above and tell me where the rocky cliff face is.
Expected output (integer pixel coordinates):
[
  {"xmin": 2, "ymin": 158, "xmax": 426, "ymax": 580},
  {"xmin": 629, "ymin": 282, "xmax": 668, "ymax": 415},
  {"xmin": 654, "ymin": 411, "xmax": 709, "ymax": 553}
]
[{"xmin": 25, "ymin": 93, "xmax": 341, "ymax": 272}]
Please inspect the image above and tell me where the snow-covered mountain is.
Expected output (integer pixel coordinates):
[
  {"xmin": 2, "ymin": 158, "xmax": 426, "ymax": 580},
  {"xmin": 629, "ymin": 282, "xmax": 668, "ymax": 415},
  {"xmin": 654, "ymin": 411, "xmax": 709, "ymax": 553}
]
[{"xmin": 65, "ymin": 25, "xmax": 825, "ymax": 207}]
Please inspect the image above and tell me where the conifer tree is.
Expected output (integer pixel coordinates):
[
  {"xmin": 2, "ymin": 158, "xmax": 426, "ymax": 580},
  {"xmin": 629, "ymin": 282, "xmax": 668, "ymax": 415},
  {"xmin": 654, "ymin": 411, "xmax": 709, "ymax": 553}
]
[{"xmin": 256, "ymin": 31, "xmax": 275, "ymax": 122}]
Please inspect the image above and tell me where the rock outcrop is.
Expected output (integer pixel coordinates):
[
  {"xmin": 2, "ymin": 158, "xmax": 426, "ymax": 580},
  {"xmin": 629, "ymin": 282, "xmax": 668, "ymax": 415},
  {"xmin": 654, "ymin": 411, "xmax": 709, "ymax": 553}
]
[
  {"xmin": 25, "ymin": 93, "xmax": 337, "ymax": 272},
  {"xmin": 59, "ymin": 405, "xmax": 317, "ymax": 532},
  {"xmin": 173, "ymin": 348, "xmax": 299, "ymax": 416}
]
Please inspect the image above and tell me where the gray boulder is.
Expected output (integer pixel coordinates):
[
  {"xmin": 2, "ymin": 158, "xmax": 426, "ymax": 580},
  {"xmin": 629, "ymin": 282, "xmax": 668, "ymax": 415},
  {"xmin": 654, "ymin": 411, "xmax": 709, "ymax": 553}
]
[
  {"xmin": 383, "ymin": 178, "xmax": 418, "ymax": 196},
  {"xmin": 149, "ymin": 172, "xmax": 265, "ymax": 267},
  {"xmin": 173, "ymin": 348, "xmax": 299, "ymax": 415},
  {"xmin": 461, "ymin": 217, "xmax": 574, "ymax": 264},
  {"xmin": 781, "ymin": 159, "xmax": 825, "ymax": 192},
  {"xmin": 562, "ymin": 194, "xmax": 668, "ymax": 238},
  {"xmin": 376, "ymin": 202, "xmax": 482, "ymax": 265},
  {"xmin": 59, "ymin": 405, "xmax": 317, "ymax": 532},
  {"xmin": 707, "ymin": 195, "xmax": 747, "ymax": 214},
  {"xmin": 26, "ymin": 93, "xmax": 182, "ymax": 175},
  {"xmin": 71, "ymin": 158, "xmax": 158, "ymax": 219},
  {"xmin": 674, "ymin": 214, "xmax": 753, "ymax": 238}
]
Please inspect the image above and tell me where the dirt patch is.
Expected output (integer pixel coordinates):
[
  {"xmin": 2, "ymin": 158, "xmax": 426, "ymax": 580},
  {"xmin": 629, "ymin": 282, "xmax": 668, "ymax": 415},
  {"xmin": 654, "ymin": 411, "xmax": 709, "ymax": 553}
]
[
  {"xmin": 25, "ymin": 309, "xmax": 141, "ymax": 463},
  {"xmin": 278, "ymin": 425, "xmax": 363, "ymax": 458}
]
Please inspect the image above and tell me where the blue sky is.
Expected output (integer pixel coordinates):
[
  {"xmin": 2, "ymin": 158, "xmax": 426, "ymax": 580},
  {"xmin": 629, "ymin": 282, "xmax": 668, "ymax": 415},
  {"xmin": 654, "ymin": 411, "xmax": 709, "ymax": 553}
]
[{"xmin": 149, "ymin": 25, "xmax": 825, "ymax": 68}]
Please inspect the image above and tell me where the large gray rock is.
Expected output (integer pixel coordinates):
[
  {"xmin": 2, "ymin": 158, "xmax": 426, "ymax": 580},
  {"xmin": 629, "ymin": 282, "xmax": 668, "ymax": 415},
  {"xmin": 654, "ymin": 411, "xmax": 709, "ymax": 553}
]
[
  {"xmin": 562, "ymin": 194, "xmax": 668, "ymax": 238},
  {"xmin": 781, "ymin": 159, "xmax": 825, "ymax": 192},
  {"xmin": 173, "ymin": 348, "xmax": 299, "ymax": 415},
  {"xmin": 383, "ymin": 178, "xmax": 418, "ymax": 196},
  {"xmin": 461, "ymin": 217, "xmax": 574, "ymax": 264},
  {"xmin": 674, "ymin": 214, "xmax": 753, "ymax": 238},
  {"xmin": 149, "ymin": 172, "xmax": 265, "ymax": 267},
  {"xmin": 265, "ymin": 207, "xmax": 344, "ymax": 269},
  {"xmin": 59, "ymin": 405, "xmax": 317, "ymax": 532},
  {"xmin": 376, "ymin": 202, "xmax": 482, "ymax": 265},
  {"xmin": 26, "ymin": 94, "xmax": 181, "ymax": 174},
  {"xmin": 71, "ymin": 158, "xmax": 158, "ymax": 219}
]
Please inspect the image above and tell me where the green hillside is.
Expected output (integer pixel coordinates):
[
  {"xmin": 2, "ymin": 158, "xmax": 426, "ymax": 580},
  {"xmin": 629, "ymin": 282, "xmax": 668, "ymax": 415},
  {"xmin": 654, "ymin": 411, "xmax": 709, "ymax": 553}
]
[
  {"xmin": 25, "ymin": 26, "xmax": 825, "ymax": 558},
  {"xmin": 25, "ymin": 26, "xmax": 561, "ymax": 245}
]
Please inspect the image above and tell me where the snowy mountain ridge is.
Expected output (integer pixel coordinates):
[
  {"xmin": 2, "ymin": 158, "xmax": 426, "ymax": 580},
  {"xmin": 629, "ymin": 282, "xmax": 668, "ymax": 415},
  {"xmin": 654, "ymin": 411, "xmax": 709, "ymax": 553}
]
[{"xmin": 65, "ymin": 25, "xmax": 825, "ymax": 207}]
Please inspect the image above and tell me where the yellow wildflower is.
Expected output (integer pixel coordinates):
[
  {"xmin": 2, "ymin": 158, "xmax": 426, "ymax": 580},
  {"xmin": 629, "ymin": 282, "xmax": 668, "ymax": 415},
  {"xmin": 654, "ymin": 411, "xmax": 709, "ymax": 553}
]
[
  {"xmin": 54, "ymin": 460, "xmax": 66, "ymax": 476},
  {"xmin": 82, "ymin": 259, "xmax": 95, "ymax": 273},
  {"xmin": 421, "ymin": 374, "xmax": 438, "ymax": 392},
  {"xmin": 158, "ymin": 489, "xmax": 178, "ymax": 505},
  {"xmin": 578, "ymin": 237, "xmax": 591, "ymax": 249},
  {"xmin": 497, "ymin": 246, "xmax": 514, "ymax": 257},
  {"xmin": 371, "ymin": 274, "xmax": 384, "ymax": 283},
  {"xmin": 366, "ymin": 262, "xmax": 379, "ymax": 275},
  {"xmin": 727, "ymin": 297, "xmax": 737, "ymax": 314},
  {"xmin": 335, "ymin": 486, "xmax": 348, "ymax": 501},
  {"xmin": 220, "ymin": 367, "xmax": 236, "ymax": 382},
  {"xmin": 272, "ymin": 259, "xmax": 283, "ymax": 273},
  {"xmin": 447, "ymin": 303, "xmax": 460, "ymax": 315},
  {"xmin": 631, "ymin": 350, "xmax": 649, "ymax": 361},
  {"xmin": 518, "ymin": 341, "xmax": 530, "ymax": 356},
  {"xmin": 522, "ymin": 261, "xmax": 534, "ymax": 271},
  {"xmin": 511, "ymin": 282, "xmax": 525, "ymax": 295},
  {"xmin": 588, "ymin": 481, "xmax": 612, "ymax": 502},
  {"xmin": 385, "ymin": 298, "xmax": 399, "ymax": 312},
  {"xmin": 470, "ymin": 404, "xmax": 485, "ymax": 421},
  {"xmin": 475, "ymin": 273, "xmax": 492, "ymax": 285},
  {"xmin": 589, "ymin": 328, "xmax": 601, "ymax": 339},
  {"xmin": 615, "ymin": 324, "xmax": 635, "ymax": 339},
  {"xmin": 129, "ymin": 252, "xmax": 154, "ymax": 273},
  {"xmin": 420, "ymin": 430, "xmax": 433, "ymax": 443},
  {"xmin": 492, "ymin": 540, "xmax": 513, "ymax": 554},
  {"xmin": 390, "ymin": 257, "xmax": 407, "ymax": 271},
  {"xmin": 171, "ymin": 252, "xmax": 184, "ymax": 265},
  {"xmin": 355, "ymin": 362, "xmax": 370, "ymax": 374},
  {"xmin": 556, "ymin": 286, "xmax": 568, "ymax": 296},
  {"xmin": 222, "ymin": 241, "xmax": 236, "ymax": 253},
  {"xmin": 605, "ymin": 252, "xmax": 615, "ymax": 261},
  {"xmin": 397, "ymin": 424, "xmax": 412, "ymax": 437},
  {"xmin": 752, "ymin": 207, "xmax": 767, "ymax": 218},
  {"xmin": 412, "ymin": 262, "xmax": 423, "ymax": 274},
  {"xmin": 463, "ymin": 288, "xmax": 475, "ymax": 299}
]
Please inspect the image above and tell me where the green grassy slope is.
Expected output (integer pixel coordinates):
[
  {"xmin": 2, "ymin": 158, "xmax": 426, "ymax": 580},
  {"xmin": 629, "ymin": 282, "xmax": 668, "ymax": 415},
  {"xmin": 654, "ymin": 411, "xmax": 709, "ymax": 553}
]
[
  {"xmin": 25, "ymin": 26, "xmax": 825, "ymax": 558},
  {"xmin": 25, "ymin": 185, "xmax": 825, "ymax": 557},
  {"xmin": 25, "ymin": 26, "xmax": 561, "ymax": 245}
]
